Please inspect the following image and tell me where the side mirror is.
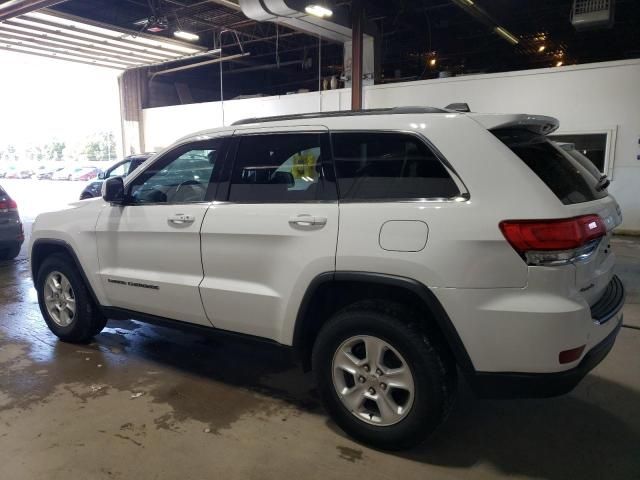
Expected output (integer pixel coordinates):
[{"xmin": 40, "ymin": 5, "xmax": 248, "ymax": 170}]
[
  {"xmin": 98, "ymin": 171, "xmax": 106, "ymax": 180},
  {"xmin": 102, "ymin": 176, "xmax": 125, "ymax": 204}
]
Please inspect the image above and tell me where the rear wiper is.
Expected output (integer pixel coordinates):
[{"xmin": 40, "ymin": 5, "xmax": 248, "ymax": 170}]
[{"xmin": 596, "ymin": 176, "xmax": 610, "ymax": 192}]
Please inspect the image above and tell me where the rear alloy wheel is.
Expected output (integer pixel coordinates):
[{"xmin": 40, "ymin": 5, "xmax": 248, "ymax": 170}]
[
  {"xmin": 313, "ymin": 301, "xmax": 456, "ymax": 450},
  {"xmin": 332, "ymin": 335, "xmax": 415, "ymax": 426}
]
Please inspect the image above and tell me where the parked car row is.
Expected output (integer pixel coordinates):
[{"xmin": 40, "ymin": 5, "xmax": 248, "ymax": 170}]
[{"xmin": 0, "ymin": 164, "xmax": 103, "ymax": 181}]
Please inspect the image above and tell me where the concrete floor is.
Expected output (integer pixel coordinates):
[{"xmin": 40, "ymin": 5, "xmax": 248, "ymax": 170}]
[{"xmin": 0, "ymin": 237, "xmax": 639, "ymax": 480}]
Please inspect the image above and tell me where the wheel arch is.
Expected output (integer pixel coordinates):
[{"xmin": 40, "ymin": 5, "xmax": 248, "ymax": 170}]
[
  {"xmin": 31, "ymin": 239, "xmax": 101, "ymax": 307},
  {"xmin": 292, "ymin": 272, "xmax": 475, "ymax": 373}
]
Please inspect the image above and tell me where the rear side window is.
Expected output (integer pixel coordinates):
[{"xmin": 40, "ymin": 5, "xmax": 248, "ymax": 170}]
[
  {"xmin": 331, "ymin": 132, "xmax": 460, "ymax": 200},
  {"xmin": 229, "ymin": 133, "xmax": 329, "ymax": 203},
  {"xmin": 494, "ymin": 129, "xmax": 607, "ymax": 205}
]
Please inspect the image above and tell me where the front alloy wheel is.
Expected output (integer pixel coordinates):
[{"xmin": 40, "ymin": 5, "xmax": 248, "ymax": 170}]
[{"xmin": 43, "ymin": 271, "xmax": 76, "ymax": 327}]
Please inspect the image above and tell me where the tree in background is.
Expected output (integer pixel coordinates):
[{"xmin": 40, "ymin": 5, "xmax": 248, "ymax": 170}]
[
  {"xmin": 84, "ymin": 131, "xmax": 116, "ymax": 162},
  {"xmin": 45, "ymin": 141, "xmax": 66, "ymax": 162}
]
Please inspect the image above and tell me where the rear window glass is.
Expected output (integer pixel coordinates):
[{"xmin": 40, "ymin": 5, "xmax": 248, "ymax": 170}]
[
  {"xmin": 332, "ymin": 132, "xmax": 460, "ymax": 200},
  {"xmin": 493, "ymin": 129, "xmax": 607, "ymax": 205}
]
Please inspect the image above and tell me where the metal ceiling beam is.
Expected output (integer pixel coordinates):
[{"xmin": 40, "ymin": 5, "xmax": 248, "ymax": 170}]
[
  {"xmin": 0, "ymin": 23, "xmax": 168, "ymax": 61},
  {"xmin": 9, "ymin": 14, "xmax": 196, "ymax": 56},
  {"xmin": 0, "ymin": 44, "xmax": 127, "ymax": 69},
  {"xmin": 149, "ymin": 52, "xmax": 249, "ymax": 77},
  {"xmin": 0, "ymin": 0, "xmax": 68, "ymax": 21},
  {"xmin": 1, "ymin": 20, "xmax": 176, "ymax": 60},
  {"xmin": 0, "ymin": 31, "xmax": 149, "ymax": 64},
  {"xmin": 0, "ymin": 35, "xmax": 142, "ymax": 65}
]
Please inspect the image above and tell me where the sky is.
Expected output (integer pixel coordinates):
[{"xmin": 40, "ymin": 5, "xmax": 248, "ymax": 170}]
[{"xmin": 0, "ymin": 49, "xmax": 122, "ymax": 155}]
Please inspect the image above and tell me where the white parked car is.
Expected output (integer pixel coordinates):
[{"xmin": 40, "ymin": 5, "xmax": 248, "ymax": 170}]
[{"xmin": 29, "ymin": 107, "xmax": 625, "ymax": 449}]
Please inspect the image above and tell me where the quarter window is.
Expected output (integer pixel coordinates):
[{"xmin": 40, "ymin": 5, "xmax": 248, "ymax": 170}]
[
  {"xmin": 332, "ymin": 132, "xmax": 460, "ymax": 200},
  {"xmin": 229, "ymin": 133, "xmax": 327, "ymax": 203}
]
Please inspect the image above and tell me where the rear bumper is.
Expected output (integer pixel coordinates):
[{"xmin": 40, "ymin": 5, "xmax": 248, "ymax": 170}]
[{"xmin": 468, "ymin": 317, "xmax": 622, "ymax": 398}]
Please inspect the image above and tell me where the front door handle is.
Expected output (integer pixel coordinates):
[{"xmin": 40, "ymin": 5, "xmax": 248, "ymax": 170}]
[
  {"xmin": 168, "ymin": 213, "xmax": 195, "ymax": 225},
  {"xmin": 289, "ymin": 214, "xmax": 327, "ymax": 227}
]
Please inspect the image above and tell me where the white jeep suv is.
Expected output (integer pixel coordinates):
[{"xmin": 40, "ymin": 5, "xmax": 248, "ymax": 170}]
[{"xmin": 30, "ymin": 107, "xmax": 625, "ymax": 449}]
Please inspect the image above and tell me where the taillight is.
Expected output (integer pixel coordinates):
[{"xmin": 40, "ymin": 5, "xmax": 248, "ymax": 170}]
[
  {"xmin": 500, "ymin": 215, "xmax": 606, "ymax": 266},
  {"xmin": 0, "ymin": 199, "xmax": 18, "ymax": 212}
]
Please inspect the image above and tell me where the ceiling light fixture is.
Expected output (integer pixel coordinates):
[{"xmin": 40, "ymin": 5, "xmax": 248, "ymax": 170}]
[
  {"xmin": 305, "ymin": 4, "xmax": 333, "ymax": 18},
  {"xmin": 174, "ymin": 30, "xmax": 199, "ymax": 42},
  {"xmin": 494, "ymin": 26, "xmax": 519, "ymax": 45},
  {"xmin": 538, "ymin": 45, "xmax": 546, "ymax": 52}
]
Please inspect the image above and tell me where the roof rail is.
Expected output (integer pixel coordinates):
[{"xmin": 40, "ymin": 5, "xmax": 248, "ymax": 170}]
[{"xmin": 231, "ymin": 106, "xmax": 447, "ymax": 126}]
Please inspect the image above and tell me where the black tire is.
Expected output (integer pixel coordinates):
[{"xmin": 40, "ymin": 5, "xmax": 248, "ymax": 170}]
[
  {"xmin": 36, "ymin": 253, "xmax": 104, "ymax": 343},
  {"xmin": 312, "ymin": 301, "xmax": 456, "ymax": 450},
  {"xmin": 80, "ymin": 193, "xmax": 94, "ymax": 200},
  {"xmin": 0, "ymin": 245, "xmax": 21, "ymax": 260}
]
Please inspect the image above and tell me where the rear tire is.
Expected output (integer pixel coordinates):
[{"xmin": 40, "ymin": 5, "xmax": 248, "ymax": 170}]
[
  {"xmin": 312, "ymin": 301, "xmax": 456, "ymax": 450},
  {"xmin": 36, "ymin": 253, "xmax": 105, "ymax": 343},
  {"xmin": 0, "ymin": 245, "xmax": 21, "ymax": 260}
]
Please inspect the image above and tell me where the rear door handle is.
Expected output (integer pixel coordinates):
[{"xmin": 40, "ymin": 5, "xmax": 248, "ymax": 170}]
[
  {"xmin": 289, "ymin": 214, "xmax": 327, "ymax": 227},
  {"xmin": 168, "ymin": 214, "xmax": 195, "ymax": 225}
]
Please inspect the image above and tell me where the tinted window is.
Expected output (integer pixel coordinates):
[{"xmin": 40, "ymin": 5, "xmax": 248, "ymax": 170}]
[
  {"xmin": 129, "ymin": 143, "xmax": 221, "ymax": 204},
  {"xmin": 332, "ymin": 132, "xmax": 459, "ymax": 200},
  {"xmin": 494, "ymin": 129, "xmax": 607, "ymax": 205},
  {"xmin": 229, "ymin": 134, "xmax": 327, "ymax": 203}
]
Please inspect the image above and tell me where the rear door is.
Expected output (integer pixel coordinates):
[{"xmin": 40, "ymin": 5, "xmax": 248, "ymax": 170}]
[
  {"xmin": 95, "ymin": 137, "xmax": 228, "ymax": 326},
  {"xmin": 199, "ymin": 126, "xmax": 338, "ymax": 342}
]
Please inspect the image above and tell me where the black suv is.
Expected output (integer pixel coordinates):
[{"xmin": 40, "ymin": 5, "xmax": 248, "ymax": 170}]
[
  {"xmin": 0, "ymin": 185, "xmax": 24, "ymax": 260},
  {"xmin": 79, "ymin": 154, "xmax": 152, "ymax": 200}
]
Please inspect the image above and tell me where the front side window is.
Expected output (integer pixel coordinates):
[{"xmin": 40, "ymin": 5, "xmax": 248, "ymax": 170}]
[
  {"xmin": 107, "ymin": 161, "xmax": 129, "ymax": 178},
  {"xmin": 332, "ymin": 132, "xmax": 460, "ymax": 201},
  {"xmin": 128, "ymin": 142, "xmax": 221, "ymax": 204},
  {"xmin": 229, "ymin": 133, "xmax": 327, "ymax": 203}
]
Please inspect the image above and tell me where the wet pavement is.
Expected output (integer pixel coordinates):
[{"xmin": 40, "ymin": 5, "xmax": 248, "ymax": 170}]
[{"xmin": 0, "ymin": 238, "xmax": 639, "ymax": 480}]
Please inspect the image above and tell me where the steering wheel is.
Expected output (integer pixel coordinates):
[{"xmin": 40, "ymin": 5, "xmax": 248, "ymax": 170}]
[{"xmin": 173, "ymin": 179, "xmax": 205, "ymax": 202}]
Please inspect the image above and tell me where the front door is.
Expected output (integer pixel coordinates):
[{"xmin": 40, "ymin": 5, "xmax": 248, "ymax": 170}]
[
  {"xmin": 199, "ymin": 127, "xmax": 339, "ymax": 343},
  {"xmin": 95, "ymin": 137, "xmax": 228, "ymax": 326}
]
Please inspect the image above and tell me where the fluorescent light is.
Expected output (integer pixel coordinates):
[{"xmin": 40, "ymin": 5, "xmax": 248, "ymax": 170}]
[
  {"xmin": 494, "ymin": 26, "xmax": 519, "ymax": 45},
  {"xmin": 305, "ymin": 5, "xmax": 333, "ymax": 18},
  {"xmin": 174, "ymin": 30, "xmax": 199, "ymax": 42},
  {"xmin": 538, "ymin": 45, "xmax": 546, "ymax": 52}
]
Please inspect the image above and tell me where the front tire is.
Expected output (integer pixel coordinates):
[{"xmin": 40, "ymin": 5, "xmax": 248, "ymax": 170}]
[
  {"xmin": 36, "ymin": 253, "xmax": 105, "ymax": 343},
  {"xmin": 312, "ymin": 301, "xmax": 456, "ymax": 450}
]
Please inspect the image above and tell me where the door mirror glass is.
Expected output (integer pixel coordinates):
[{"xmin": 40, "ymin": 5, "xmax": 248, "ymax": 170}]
[
  {"xmin": 102, "ymin": 176, "xmax": 125, "ymax": 204},
  {"xmin": 98, "ymin": 171, "xmax": 106, "ymax": 180}
]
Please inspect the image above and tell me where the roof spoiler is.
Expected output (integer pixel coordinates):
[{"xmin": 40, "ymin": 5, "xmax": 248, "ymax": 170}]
[{"xmin": 471, "ymin": 114, "xmax": 560, "ymax": 135}]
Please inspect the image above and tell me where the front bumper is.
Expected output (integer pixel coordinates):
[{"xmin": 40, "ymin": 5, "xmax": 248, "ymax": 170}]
[{"xmin": 467, "ymin": 316, "xmax": 623, "ymax": 398}]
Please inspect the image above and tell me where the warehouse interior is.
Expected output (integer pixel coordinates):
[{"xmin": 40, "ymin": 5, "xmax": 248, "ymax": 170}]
[{"xmin": 0, "ymin": 0, "xmax": 639, "ymax": 478}]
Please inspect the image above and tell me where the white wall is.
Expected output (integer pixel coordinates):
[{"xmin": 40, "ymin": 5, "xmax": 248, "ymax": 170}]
[{"xmin": 142, "ymin": 59, "xmax": 640, "ymax": 231}]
